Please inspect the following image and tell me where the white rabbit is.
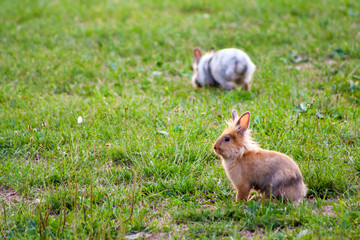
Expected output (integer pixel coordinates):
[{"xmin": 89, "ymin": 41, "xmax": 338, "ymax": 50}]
[{"xmin": 192, "ymin": 47, "xmax": 256, "ymax": 91}]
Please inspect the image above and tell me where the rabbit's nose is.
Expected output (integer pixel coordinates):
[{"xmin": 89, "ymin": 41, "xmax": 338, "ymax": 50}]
[{"xmin": 214, "ymin": 146, "xmax": 217, "ymax": 150}]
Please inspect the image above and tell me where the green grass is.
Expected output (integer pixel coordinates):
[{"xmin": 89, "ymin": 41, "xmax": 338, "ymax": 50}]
[{"xmin": 0, "ymin": 0, "xmax": 359, "ymax": 238}]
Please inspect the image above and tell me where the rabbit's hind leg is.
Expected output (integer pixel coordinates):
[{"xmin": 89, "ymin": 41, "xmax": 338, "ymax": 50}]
[{"xmin": 242, "ymin": 64, "xmax": 255, "ymax": 91}]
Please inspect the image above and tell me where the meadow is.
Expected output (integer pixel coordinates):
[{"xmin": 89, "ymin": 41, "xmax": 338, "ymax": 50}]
[{"xmin": 0, "ymin": 0, "xmax": 360, "ymax": 238}]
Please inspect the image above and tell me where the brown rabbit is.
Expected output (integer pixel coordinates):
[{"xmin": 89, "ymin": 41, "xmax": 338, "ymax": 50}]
[{"xmin": 213, "ymin": 110, "xmax": 307, "ymax": 203}]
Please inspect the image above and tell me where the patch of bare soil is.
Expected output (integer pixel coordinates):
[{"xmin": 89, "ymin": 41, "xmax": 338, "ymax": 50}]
[
  {"xmin": 320, "ymin": 204, "xmax": 337, "ymax": 217},
  {"xmin": 0, "ymin": 186, "xmax": 21, "ymax": 203},
  {"xmin": 307, "ymin": 198, "xmax": 338, "ymax": 217},
  {"xmin": 239, "ymin": 230, "xmax": 264, "ymax": 239},
  {"xmin": 125, "ymin": 232, "xmax": 168, "ymax": 240},
  {"xmin": 295, "ymin": 62, "xmax": 312, "ymax": 71},
  {"xmin": 144, "ymin": 232, "xmax": 168, "ymax": 240},
  {"xmin": 325, "ymin": 58, "xmax": 336, "ymax": 66},
  {"xmin": 146, "ymin": 200, "xmax": 173, "ymax": 228}
]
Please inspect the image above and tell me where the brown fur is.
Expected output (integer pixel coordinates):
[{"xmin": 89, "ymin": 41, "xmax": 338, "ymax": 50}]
[{"xmin": 213, "ymin": 110, "xmax": 307, "ymax": 203}]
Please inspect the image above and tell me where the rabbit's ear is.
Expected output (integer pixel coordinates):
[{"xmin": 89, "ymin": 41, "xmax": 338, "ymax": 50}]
[
  {"xmin": 231, "ymin": 109, "xmax": 238, "ymax": 121},
  {"xmin": 236, "ymin": 111, "xmax": 250, "ymax": 134},
  {"xmin": 210, "ymin": 46, "xmax": 216, "ymax": 53},
  {"xmin": 193, "ymin": 48, "xmax": 202, "ymax": 62}
]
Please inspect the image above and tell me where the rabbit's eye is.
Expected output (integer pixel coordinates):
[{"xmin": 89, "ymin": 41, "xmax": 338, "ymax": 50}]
[{"xmin": 224, "ymin": 136, "xmax": 230, "ymax": 142}]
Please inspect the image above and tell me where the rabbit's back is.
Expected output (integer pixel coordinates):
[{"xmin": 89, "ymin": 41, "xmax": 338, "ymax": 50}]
[
  {"xmin": 211, "ymin": 48, "xmax": 255, "ymax": 84},
  {"xmin": 249, "ymin": 150, "xmax": 306, "ymax": 202}
]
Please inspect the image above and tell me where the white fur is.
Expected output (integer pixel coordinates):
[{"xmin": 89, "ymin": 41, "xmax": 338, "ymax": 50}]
[{"xmin": 192, "ymin": 48, "xmax": 256, "ymax": 90}]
